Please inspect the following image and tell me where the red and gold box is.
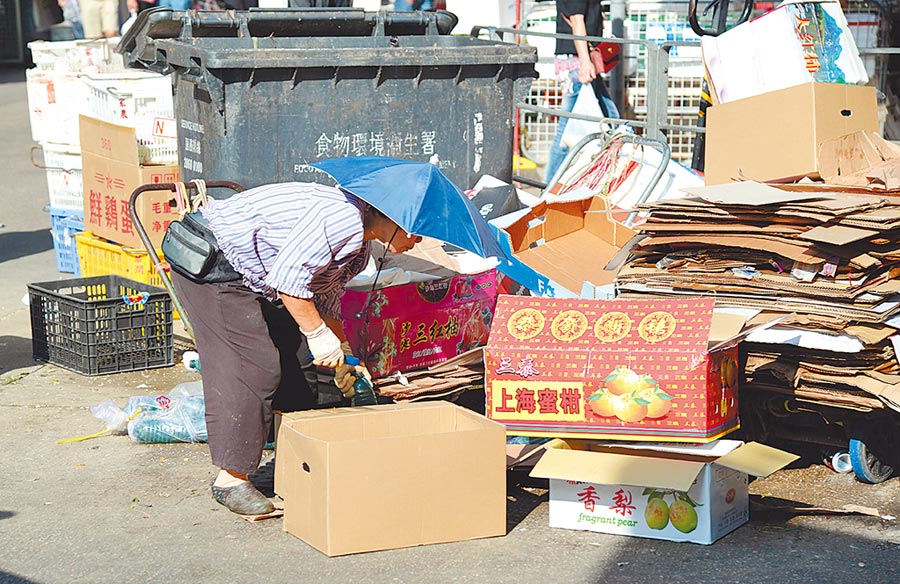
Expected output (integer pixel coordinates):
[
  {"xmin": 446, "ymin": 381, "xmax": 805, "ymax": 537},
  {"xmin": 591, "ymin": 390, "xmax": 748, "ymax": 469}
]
[{"xmin": 485, "ymin": 296, "xmax": 739, "ymax": 443}]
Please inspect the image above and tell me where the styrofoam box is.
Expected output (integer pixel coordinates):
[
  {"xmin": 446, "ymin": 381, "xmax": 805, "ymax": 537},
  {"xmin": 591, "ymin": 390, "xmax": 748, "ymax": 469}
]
[
  {"xmin": 41, "ymin": 143, "xmax": 83, "ymax": 212},
  {"xmin": 28, "ymin": 39, "xmax": 126, "ymax": 74},
  {"xmin": 80, "ymin": 72, "xmax": 178, "ymax": 165}
]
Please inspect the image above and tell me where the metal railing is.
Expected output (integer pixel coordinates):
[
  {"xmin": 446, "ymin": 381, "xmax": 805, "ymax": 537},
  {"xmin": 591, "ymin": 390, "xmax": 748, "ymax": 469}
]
[{"xmin": 474, "ymin": 3, "xmax": 900, "ymax": 172}]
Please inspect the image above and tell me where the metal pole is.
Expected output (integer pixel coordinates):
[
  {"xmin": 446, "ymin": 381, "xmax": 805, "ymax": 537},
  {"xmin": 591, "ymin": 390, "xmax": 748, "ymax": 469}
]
[
  {"xmin": 609, "ymin": 0, "xmax": 626, "ymax": 113},
  {"xmin": 644, "ymin": 43, "xmax": 669, "ymax": 143}
]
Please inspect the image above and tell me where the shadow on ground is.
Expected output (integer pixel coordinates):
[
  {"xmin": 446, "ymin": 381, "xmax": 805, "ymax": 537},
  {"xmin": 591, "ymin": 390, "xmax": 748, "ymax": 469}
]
[
  {"xmin": 0, "ymin": 66, "xmax": 26, "ymax": 84},
  {"xmin": 0, "ymin": 336, "xmax": 38, "ymax": 376},
  {"xmin": 0, "ymin": 230, "xmax": 52, "ymax": 263},
  {"xmin": 0, "ymin": 571, "xmax": 39, "ymax": 584}
]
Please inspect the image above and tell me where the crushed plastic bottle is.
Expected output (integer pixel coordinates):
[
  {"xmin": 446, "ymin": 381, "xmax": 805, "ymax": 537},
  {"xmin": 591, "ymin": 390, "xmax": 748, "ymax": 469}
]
[
  {"xmin": 344, "ymin": 355, "xmax": 378, "ymax": 406},
  {"xmin": 182, "ymin": 350, "xmax": 202, "ymax": 373},
  {"xmin": 125, "ymin": 381, "xmax": 207, "ymax": 443}
]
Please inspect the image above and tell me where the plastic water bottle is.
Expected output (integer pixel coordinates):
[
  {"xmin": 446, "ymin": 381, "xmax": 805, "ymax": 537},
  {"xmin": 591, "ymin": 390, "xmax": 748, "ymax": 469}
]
[
  {"xmin": 344, "ymin": 355, "xmax": 378, "ymax": 406},
  {"xmin": 182, "ymin": 350, "xmax": 202, "ymax": 373}
]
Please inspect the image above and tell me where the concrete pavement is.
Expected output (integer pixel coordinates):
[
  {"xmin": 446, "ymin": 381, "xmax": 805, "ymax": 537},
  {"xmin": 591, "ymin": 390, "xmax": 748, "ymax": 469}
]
[{"xmin": 1, "ymin": 65, "xmax": 899, "ymax": 584}]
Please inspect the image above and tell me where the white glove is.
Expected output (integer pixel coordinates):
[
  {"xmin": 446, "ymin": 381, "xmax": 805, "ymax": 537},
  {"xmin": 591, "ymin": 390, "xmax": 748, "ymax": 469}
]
[
  {"xmin": 301, "ymin": 322, "xmax": 344, "ymax": 368},
  {"xmin": 334, "ymin": 361, "xmax": 372, "ymax": 399}
]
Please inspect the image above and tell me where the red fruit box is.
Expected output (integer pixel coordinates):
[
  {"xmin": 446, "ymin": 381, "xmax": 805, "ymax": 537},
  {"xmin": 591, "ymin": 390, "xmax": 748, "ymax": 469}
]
[
  {"xmin": 342, "ymin": 269, "xmax": 499, "ymax": 378},
  {"xmin": 485, "ymin": 295, "xmax": 742, "ymax": 443}
]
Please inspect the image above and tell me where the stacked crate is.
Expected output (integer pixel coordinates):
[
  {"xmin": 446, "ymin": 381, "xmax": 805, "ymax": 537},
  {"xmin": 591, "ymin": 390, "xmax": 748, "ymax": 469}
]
[
  {"xmin": 27, "ymin": 39, "xmax": 122, "ymax": 274},
  {"xmin": 26, "ymin": 39, "xmax": 179, "ymax": 286}
]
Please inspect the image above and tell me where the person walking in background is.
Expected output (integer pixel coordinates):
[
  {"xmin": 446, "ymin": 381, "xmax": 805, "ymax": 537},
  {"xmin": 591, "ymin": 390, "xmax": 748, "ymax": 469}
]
[
  {"xmin": 544, "ymin": 0, "xmax": 619, "ymax": 183},
  {"xmin": 156, "ymin": 0, "xmax": 193, "ymax": 10},
  {"xmin": 394, "ymin": 0, "xmax": 433, "ymax": 10},
  {"xmin": 58, "ymin": 0, "xmax": 84, "ymax": 39},
  {"xmin": 288, "ymin": 0, "xmax": 352, "ymax": 6},
  {"xmin": 79, "ymin": 0, "xmax": 119, "ymax": 38}
]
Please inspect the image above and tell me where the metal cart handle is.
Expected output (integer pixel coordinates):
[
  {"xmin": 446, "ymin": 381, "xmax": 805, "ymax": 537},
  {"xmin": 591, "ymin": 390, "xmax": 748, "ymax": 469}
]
[
  {"xmin": 128, "ymin": 180, "xmax": 245, "ymax": 340},
  {"xmin": 688, "ymin": 0, "xmax": 753, "ymax": 37}
]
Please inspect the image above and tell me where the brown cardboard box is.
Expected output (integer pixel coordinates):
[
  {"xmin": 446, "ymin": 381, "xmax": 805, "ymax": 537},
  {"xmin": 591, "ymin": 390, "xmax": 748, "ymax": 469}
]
[
  {"xmin": 486, "ymin": 296, "xmax": 748, "ymax": 443},
  {"xmin": 490, "ymin": 193, "xmax": 638, "ymax": 299},
  {"xmin": 274, "ymin": 402, "xmax": 507, "ymax": 556},
  {"xmin": 80, "ymin": 115, "xmax": 180, "ymax": 249},
  {"xmin": 705, "ymin": 83, "xmax": 878, "ymax": 186}
]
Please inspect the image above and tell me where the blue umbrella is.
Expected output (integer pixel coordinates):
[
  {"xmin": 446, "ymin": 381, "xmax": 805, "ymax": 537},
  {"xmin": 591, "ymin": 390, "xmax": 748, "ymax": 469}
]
[{"xmin": 311, "ymin": 157, "xmax": 508, "ymax": 261}]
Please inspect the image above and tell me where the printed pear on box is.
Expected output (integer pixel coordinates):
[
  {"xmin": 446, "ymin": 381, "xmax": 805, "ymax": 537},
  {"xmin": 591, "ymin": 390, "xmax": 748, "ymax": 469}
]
[{"xmin": 485, "ymin": 295, "xmax": 739, "ymax": 442}]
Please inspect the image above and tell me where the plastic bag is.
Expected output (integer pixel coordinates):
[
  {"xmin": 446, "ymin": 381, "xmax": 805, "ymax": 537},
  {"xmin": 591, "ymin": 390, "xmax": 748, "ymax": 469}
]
[
  {"xmin": 90, "ymin": 398, "xmax": 130, "ymax": 434},
  {"xmin": 561, "ymin": 84, "xmax": 607, "ymax": 148},
  {"xmin": 125, "ymin": 381, "xmax": 208, "ymax": 444}
]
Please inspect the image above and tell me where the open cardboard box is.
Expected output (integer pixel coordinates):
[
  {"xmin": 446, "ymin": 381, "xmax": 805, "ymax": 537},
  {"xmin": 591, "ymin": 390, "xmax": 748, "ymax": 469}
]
[
  {"xmin": 274, "ymin": 402, "xmax": 507, "ymax": 556},
  {"xmin": 489, "ymin": 192, "xmax": 638, "ymax": 299},
  {"xmin": 530, "ymin": 439, "xmax": 799, "ymax": 544},
  {"xmin": 80, "ymin": 115, "xmax": 180, "ymax": 248},
  {"xmin": 486, "ymin": 295, "xmax": 784, "ymax": 442}
]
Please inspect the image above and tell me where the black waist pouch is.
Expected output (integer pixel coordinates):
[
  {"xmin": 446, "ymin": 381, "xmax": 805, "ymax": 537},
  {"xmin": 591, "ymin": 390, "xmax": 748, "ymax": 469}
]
[{"xmin": 161, "ymin": 212, "xmax": 240, "ymax": 283}]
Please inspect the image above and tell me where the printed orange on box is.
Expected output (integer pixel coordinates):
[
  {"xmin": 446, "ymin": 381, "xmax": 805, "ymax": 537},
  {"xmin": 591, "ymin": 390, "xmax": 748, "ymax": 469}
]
[{"xmin": 485, "ymin": 296, "xmax": 739, "ymax": 443}]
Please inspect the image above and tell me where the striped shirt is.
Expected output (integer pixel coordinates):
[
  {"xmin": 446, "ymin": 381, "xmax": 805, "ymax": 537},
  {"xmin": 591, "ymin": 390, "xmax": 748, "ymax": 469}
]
[{"xmin": 201, "ymin": 182, "xmax": 371, "ymax": 319}]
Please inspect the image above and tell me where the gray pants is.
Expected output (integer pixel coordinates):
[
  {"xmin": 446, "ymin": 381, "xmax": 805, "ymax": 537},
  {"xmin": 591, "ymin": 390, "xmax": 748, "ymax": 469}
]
[{"xmin": 172, "ymin": 272, "xmax": 318, "ymax": 474}]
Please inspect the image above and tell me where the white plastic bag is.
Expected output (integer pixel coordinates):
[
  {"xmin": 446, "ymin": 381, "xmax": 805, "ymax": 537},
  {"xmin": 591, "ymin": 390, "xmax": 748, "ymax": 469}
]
[
  {"xmin": 561, "ymin": 84, "xmax": 607, "ymax": 148},
  {"xmin": 90, "ymin": 398, "xmax": 129, "ymax": 434}
]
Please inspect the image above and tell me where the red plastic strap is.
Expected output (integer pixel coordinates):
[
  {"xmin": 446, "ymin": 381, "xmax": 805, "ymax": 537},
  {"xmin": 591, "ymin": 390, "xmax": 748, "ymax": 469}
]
[{"xmin": 154, "ymin": 262, "xmax": 171, "ymax": 274}]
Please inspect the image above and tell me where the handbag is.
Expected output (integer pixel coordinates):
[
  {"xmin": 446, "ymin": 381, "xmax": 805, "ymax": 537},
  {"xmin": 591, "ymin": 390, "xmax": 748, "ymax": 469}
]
[
  {"xmin": 161, "ymin": 212, "xmax": 240, "ymax": 283},
  {"xmin": 590, "ymin": 42, "xmax": 620, "ymax": 74}
]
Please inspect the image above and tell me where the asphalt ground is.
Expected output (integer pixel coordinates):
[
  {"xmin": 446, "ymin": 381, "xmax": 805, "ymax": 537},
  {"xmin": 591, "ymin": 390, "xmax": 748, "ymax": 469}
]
[{"xmin": 1, "ymin": 65, "xmax": 899, "ymax": 584}]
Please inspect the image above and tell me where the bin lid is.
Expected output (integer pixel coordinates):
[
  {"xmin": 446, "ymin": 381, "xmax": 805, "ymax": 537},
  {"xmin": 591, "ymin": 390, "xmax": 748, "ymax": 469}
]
[{"xmin": 118, "ymin": 7, "xmax": 460, "ymax": 70}]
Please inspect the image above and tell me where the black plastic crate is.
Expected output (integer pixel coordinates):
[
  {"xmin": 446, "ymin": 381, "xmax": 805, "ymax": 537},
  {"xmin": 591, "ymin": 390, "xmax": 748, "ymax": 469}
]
[{"xmin": 28, "ymin": 275, "xmax": 174, "ymax": 376}]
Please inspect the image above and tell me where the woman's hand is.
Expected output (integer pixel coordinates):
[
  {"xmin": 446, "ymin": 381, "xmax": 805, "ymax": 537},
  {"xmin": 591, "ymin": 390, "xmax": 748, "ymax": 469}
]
[
  {"xmin": 302, "ymin": 322, "xmax": 344, "ymax": 368},
  {"xmin": 577, "ymin": 57, "xmax": 597, "ymax": 84}
]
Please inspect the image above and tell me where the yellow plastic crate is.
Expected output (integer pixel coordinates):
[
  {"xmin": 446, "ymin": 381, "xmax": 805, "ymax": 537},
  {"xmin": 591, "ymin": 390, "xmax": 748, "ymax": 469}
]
[
  {"xmin": 75, "ymin": 232, "xmax": 180, "ymax": 319},
  {"xmin": 75, "ymin": 232, "xmax": 164, "ymax": 286}
]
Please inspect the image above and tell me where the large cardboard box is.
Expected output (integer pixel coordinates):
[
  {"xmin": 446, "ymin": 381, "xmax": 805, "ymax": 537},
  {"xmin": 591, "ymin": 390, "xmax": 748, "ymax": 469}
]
[
  {"xmin": 530, "ymin": 440, "xmax": 798, "ymax": 544},
  {"xmin": 80, "ymin": 115, "xmax": 180, "ymax": 248},
  {"xmin": 705, "ymin": 82, "xmax": 878, "ymax": 186},
  {"xmin": 485, "ymin": 295, "xmax": 741, "ymax": 442},
  {"xmin": 340, "ymin": 269, "xmax": 499, "ymax": 378},
  {"xmin": 274, "ymin": 402, "xmax": 507, "ymax": 556},
  {"xmin": 489, "ymin": 193, "xmax": 637, "ymax": 299}
]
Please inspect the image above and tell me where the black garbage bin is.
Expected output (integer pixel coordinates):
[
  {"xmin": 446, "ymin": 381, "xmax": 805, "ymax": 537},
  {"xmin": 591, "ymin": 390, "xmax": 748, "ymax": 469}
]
[{"xmin": 118, "ymin": 8, "xmax": 536, "ymax": 191}]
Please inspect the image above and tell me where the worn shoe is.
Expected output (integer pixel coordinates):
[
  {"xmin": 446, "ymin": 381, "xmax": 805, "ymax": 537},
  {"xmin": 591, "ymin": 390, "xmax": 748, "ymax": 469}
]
[{"xmin": 211, "ymin": 481, "xmax": 275, "ymax": 516}]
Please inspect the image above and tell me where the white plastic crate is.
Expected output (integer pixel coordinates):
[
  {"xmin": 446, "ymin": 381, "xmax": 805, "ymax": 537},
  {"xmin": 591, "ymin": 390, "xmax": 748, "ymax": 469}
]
[
  {"xmin": 28, "ymin": 39, "xmax": 125, "ymax": 74},
  {"xmin": 26, "ymin": 69, "xmax": 87, "ymax": 146},
  {"xmin": 80, "ymin": 72, "xmax": 178, "ymax": 165},
  {"xmin": 40, "ymin": 143, "xmax": 83, "ymax": 212}
]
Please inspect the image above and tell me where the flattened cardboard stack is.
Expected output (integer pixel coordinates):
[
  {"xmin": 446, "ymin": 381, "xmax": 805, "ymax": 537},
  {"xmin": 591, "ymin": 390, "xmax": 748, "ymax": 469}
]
[
  {"xmin": 374, "ymin": 348, "xmax": 485, "ymax": 402},
  {"xmin": 616, "ymin": 181, "xmax": 900, "ymax": 414}
]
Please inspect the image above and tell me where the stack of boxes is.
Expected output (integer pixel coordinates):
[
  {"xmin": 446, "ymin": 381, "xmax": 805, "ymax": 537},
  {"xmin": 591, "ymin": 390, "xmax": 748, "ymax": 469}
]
[
  {"xmin": 477, "ymin": 0, "xmax": 889, "ymax": 544},
  {"xmin": 701, "ymin": 2, "xmax": 873, "ymax": 185},
  {"xmin": 25, "ymin": 39, "xmax": 180, "ymax": 284}
]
